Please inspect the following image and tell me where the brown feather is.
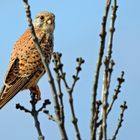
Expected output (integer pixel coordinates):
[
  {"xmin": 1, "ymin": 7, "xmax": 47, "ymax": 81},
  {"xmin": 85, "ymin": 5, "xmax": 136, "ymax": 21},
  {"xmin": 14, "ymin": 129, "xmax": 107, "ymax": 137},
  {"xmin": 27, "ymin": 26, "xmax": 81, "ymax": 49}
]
[{"xmin": 0, "ymin": 70, "xmax": 40, "ymax": 109}]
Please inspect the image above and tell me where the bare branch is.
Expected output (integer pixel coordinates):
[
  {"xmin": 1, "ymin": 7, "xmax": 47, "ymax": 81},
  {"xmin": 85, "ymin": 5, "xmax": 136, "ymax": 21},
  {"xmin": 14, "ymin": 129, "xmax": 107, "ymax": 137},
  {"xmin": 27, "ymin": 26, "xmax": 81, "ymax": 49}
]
[
  {"xmin": 102, "ymin": 57, "xmax": 109, "ymax": 140},
  {"xmin": 16, "ymin": 103, "xmax": 31, "ymax": 113},
  {"xmin": 53, "ymin": 52, "xmax": 84, "ymax": 140},
  {"xmin": 107, "ymin": 0, "xmax": 118, "ymax": 61},
  {"xmin": 97, "ymin": 58, "xmax": 115, "ymax": 140},
  {"xmin": 111, "ymin": 101, "xmax": 127, "ymax": 140},
  {"xmin": 90, "ymin": 0, "xmax": 112, "ymax": 139},
  {"xmin": 67, "ymin": 58, "xmax": 84, "ymax": 140},
  {"xmin": 107, "ymin": 71, "xmax": 125, "ymax": 114},
  {"xmin": 38, "ymin": 99, "xmax": 51, "ymax": 113},
  {"xmin": 96, "ymin": 70, "xmax": 125, "ymax": 128},
  {"xmin": 16, "ymin": 93, "xmax": 49, "ymax": 140},
  {"xmin": 97, "ymin": 0, "xmax": 119, "ymax": 139},
  {"xmin": 53, "ymin": 53, "xmax": 66, "ymax": 127},
  {"xmin": 30, "ymin": 94, "xmax": 45, "ymax": 140}
]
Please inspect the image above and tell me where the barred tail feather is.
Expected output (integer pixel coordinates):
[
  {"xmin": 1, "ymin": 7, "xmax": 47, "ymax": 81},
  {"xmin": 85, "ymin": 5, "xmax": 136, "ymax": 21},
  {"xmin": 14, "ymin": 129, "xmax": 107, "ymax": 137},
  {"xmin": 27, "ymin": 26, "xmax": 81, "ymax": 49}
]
[
  {"xmin": 0, "ymin": 77, "xmax": 29, "ymax": 109},
  {"xmin": 0, "ymin": 70, "xmax": 39, "ymax": 109}
]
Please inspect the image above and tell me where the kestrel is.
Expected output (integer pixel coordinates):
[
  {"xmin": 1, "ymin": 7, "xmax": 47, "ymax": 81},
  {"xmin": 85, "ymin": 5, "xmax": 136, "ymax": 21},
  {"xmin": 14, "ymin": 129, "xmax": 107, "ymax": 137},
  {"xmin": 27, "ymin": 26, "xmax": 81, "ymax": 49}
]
[{"xmin": 0, "ymin": 11, "xmax": 55, "ymax": 109}]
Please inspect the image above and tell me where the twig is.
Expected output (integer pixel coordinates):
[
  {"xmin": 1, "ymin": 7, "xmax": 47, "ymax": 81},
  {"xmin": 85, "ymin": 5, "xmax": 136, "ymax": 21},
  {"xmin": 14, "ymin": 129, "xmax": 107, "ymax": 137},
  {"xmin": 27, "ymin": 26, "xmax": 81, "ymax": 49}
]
[
  {"xmin": 104, "ymin": 0, "xmax": 118, "ymax": 105},
  {"xmin": 53, "ymin": 53, "xmax": 66, "ymax": 128},
  {"xmin": 97, "ymin": 60, "xmax": 115, "ymax": 140},
  {"xmin": 69, "ymin": 93, "xmax": 80, "ymax": 140},
  {"xmin": 16, "ymin": 93, "xmax": 50, "ymax": 140},
  {"xmin": 90, "ymin": 0, "xmax": 112, "ymax": 139},
  {"xmin": 107, "ymin": 0, "xmax": 118, "ymax": 61},
  {"xmin": 38, "ymin": 99, "xmax": 51, "ymax": 112},
  {"xmin": 107, "ymin": 71, "xmax": 125, "ymax": 114},
  {"xmin": 65, "ymin": 58, "xmax": 84, "ymax": 140},
  {"xmin": 97, "ymin": 58, "xmax": 114, "ymax": 140},
  {"xmin": 97, "ymin": 70, "xmax": 124, "ymax": 128},
  {"xmin": 102, "ymin": 57, "xmax": 109, "ymax": 140},
  {"xmin": 97, "ymin": 0, "xmax": 118, "ymax": 139},
  {"xmin": 111, "ymin": 101, "xmax": 127, "ymax": 140},
  {"xmin": 91, "ymin": 100, "xmax": 102, "ymax": 140},
  {"xmin": 22, "ymin": 1, "xmax": 68, "ymax": 139},
  {"xmin": 67, "ymin": 58, "xmax": 84, "ymax": 140},
  {"xmin": 53, "ymin": 53, "xmax": 84, "ymax": 140}
]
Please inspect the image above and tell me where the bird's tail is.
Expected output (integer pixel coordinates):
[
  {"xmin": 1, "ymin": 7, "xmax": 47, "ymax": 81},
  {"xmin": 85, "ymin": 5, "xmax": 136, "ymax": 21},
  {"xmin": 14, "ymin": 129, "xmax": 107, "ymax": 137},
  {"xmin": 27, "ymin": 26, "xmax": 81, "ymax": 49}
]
[
  {"xmin": 0, "ymin": 69, "xmax": 42, "ymax": 109},
  {"xmin": 0, "ymin": 77, "xmax": 29, "ymax": 109}
]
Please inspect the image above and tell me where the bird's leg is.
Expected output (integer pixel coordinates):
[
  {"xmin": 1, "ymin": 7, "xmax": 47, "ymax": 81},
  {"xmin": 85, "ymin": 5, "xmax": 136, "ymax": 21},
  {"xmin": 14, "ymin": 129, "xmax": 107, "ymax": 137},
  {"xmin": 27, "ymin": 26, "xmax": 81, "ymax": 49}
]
[{"xmin": 29, "ymin": 85, "xmax": 41, "ymax": 100}]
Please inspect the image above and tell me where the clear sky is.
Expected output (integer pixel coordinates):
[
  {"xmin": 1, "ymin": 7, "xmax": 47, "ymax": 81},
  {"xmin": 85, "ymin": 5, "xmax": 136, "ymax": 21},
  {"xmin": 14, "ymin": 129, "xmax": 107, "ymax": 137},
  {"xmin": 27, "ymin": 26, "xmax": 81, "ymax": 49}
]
[{"xmin": 0, "ymin": 0, "xmax": 139, "ymax": 140}]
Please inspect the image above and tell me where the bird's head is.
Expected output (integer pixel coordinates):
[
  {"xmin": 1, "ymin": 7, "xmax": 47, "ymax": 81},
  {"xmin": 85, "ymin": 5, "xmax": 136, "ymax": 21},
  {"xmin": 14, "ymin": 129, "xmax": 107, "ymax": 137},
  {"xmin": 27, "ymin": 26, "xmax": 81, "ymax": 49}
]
[{"xmin": 33, "ymin": 11, "xmax": 55, "ymax": 33}]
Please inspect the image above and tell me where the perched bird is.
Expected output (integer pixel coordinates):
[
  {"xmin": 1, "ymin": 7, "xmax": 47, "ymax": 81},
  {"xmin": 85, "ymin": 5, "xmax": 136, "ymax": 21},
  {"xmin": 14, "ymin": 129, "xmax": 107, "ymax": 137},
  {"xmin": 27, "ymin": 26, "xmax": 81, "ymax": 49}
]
[{"xmin": 0, "ymin": 11, "xmax": 55, "ymax": 109}]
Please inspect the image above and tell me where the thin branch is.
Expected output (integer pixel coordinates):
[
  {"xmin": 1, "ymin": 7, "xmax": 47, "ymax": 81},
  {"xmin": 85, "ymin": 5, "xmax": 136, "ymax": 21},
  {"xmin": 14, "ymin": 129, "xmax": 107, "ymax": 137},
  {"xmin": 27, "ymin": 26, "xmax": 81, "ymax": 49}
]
[
  {"xmin": 16, "ymin": 103, "xmax": 31, "ymax": 113},
  {"xmin": 37, "ymin": 99, "xmax": 51, "ymax": 112},
  {"xmin": 67, "ymin": 58, "xmax": 84, "ymax": 140},
  {"xmin": 104, "ymin": 0, "xmax": 118, "ymax": 104},
  {"xmin": 107, "ymin": 71, "xmax": 125, "ymax": 114},
  {"xmin": 68, "ymin": 93, "xmax": 80, "ymax": 140},
  {"xmin": 97, "ymin": 0, "xmax": 118, "ymax": 139},
  {"xmin": 30, "ymin": 94, "xmax": 45, "ymax": 140},
  {"xmin": 111, "ymin": 101, "xmax": 128, "ymax": 140},
  {"xmin": 16, "ymin": 93, "xmax": 50, "ymax": 140},
  {"xmin": 97, "ymin": 71, "xmax": 125, "ymax": 129},
  {"xmin": 57, "ymin": 75, "xmax": 65, "ymax": 124},
  {"xmin": 22, "ymin": 1, "xmax": 68, "ymax": 139},
  {"xmin": 102, "ymin": 57, "xmax": 109, "ymax": 140},
  {"xmin": 90, "ymin": 0, "xmax": 112, "ymax": 139},
  {"xmin": 65, "ymin": 58, "xmax": 84, "ymax": 140},
  {"xmin": 97, "ymin": 57, "xmax": 113, "ymax": 140},
  {"xmin": 107, "ymin": 0, "xmax": 118, "ymax": 61},
  {"xmin": 53, "ymin": 53, "xmax": 84, "ymax": 140},
  {"xmin": 53, "ymin": 53, "xmax": 66, "ymax": 128},
  {"xmin": 97, "ymin": 60, "xmax": 115, "ymax": 140}
]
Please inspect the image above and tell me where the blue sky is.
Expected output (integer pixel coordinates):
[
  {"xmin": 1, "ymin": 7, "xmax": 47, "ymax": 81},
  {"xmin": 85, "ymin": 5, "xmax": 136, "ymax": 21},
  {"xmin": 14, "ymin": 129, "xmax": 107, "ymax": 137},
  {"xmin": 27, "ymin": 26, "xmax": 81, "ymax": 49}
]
[{"xmin": 0, "ymin": 0, "xmax": 139, "ymax": 140}]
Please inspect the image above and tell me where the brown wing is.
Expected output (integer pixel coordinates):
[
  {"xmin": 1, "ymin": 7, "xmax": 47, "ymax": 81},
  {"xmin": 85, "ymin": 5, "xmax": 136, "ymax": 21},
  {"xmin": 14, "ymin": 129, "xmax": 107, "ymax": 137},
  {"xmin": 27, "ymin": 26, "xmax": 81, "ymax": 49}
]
[
  {"xmin": 0, "ymin": 69, "xmax": 39, "ymax": 109},
  {"xmin": 0, "ymin": 57, "xmax": 31, "ymax": 109},
  {"xmin": 0, "ymin": 28, "xmax": 46, "ymax": 109}
]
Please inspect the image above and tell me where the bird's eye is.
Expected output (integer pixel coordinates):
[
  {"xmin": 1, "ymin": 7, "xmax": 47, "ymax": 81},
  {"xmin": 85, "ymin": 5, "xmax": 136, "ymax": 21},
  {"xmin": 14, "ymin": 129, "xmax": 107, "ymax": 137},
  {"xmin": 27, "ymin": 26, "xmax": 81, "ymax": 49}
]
[
  {"xmin": 40, "ymin": 16, "xmax": 44, "ymax": 20},
  {"xmin": 47, "ymin": 19, "xmax": 52, "ymax": 24}
]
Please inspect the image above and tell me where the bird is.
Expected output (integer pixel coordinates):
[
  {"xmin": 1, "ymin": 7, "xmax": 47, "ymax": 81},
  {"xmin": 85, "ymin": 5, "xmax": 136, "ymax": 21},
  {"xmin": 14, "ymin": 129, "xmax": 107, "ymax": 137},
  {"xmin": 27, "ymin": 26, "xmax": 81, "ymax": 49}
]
[{"xmin": 0, "ymin": 11, "xmax": 55, "ymax": 109}]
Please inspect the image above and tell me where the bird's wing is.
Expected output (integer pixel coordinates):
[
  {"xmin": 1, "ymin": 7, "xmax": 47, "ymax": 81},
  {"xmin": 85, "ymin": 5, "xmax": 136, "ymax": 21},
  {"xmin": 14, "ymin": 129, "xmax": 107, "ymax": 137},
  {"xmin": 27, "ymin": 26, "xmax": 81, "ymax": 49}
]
[
  {"xmin": 0, "ymin": 28, "xmax": 46, "ymax": 109},
  {"xmin": 0, "ymin": 57, "xmax": 31, "ymax": 109},
  {"xmin": 0, "ymin": 57, "xmax": 40, "ymax": 109}
]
